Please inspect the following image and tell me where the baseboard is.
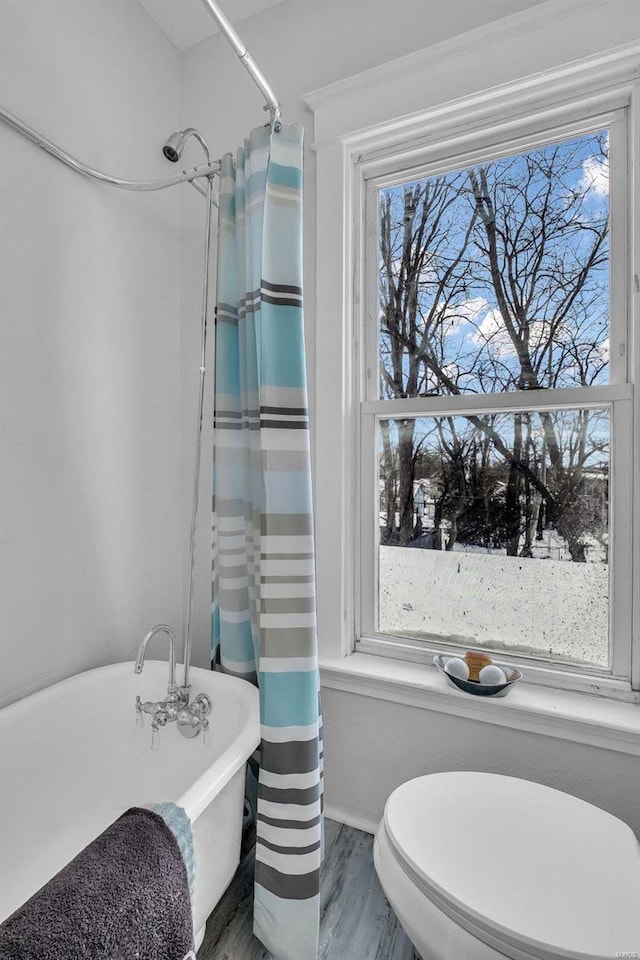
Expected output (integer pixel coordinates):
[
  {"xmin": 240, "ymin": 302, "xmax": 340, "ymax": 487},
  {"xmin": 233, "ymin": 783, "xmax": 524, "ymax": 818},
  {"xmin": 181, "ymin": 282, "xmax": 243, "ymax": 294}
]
[{"xmin": 324, "ymin": 803, "xmax": 379, "ymax": 836}]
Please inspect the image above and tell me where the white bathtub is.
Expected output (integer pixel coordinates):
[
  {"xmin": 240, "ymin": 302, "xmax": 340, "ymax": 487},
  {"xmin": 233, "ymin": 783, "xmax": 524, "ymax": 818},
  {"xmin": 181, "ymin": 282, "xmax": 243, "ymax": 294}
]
[{"xmin": 0, "ymin": 660, "xmax": 260, "ymax": 950}]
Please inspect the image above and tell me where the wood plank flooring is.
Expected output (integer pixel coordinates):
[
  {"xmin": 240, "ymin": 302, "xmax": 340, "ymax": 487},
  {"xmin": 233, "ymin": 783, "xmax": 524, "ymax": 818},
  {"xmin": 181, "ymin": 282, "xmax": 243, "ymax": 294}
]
[{"xmin": 197, "ymin": 819, "xmax": 420, "ymax": 960}]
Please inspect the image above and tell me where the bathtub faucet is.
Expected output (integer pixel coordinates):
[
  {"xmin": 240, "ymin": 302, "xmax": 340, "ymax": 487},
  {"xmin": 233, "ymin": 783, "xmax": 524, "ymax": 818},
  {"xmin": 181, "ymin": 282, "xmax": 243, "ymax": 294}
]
[
  {"xmin": 134, "ymin": 624, "xmax": 179, "ymax": 703},
  {"xmin": 134, "ymin": 623, "xmax": 212, "ymax": 742}
]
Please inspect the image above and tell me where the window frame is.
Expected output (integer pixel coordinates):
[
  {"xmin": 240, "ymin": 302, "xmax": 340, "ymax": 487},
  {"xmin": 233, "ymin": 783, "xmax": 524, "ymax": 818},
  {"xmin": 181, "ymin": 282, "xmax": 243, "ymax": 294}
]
[
  {"xmin": 304, "ymin": 31, "xmax": 640, "ymax": 708},
  {"xmin": 353, "ymin": 95, "xmax": 638, "ymax": 699}
]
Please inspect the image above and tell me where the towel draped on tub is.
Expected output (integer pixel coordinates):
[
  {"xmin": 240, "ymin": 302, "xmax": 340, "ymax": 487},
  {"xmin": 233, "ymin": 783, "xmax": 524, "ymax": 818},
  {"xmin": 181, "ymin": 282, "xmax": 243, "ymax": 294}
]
[{"xmin": 0, "ymin": 806, "xmax": 195, "ymax": 960}]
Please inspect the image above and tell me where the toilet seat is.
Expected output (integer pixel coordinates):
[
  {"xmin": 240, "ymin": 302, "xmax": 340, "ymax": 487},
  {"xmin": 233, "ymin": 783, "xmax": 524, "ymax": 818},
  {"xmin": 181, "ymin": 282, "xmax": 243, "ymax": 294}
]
[{"xmin": 383, "ymin": 772, "xmax": 640, "ymax": 960}]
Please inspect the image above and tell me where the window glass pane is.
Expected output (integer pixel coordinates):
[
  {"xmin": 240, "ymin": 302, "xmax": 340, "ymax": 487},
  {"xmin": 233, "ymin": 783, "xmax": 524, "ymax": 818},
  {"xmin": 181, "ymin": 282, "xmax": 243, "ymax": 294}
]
[
  {"xmin": 377, "ymin": 408, "xmax": 610, "ymax": 668},
  {"xmin": 378, "ymin": 131, "xmax": 610, "ymax": 397}
]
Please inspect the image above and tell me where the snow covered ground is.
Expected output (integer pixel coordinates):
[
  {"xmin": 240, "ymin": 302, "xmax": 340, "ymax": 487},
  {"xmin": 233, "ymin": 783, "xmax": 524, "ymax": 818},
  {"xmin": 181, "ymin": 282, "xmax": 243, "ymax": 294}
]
[{"xmin": 378, "ymin": 546, "xmax": 609, "ymax": 667}]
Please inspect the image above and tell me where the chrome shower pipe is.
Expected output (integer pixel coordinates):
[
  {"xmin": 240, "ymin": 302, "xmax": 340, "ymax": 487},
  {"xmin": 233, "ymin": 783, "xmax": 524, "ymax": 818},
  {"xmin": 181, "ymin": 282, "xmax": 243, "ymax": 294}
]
[
  {"xmin": 0, "ymin": 105, "xmax": 220, "ymax": 194},
  {"xmin": 199, "ymin": 0, "xmax": 282, "ymax": 130},
  {"xmin": 182, "ymin": 170, "xmax": 216, "ymax": 694}
]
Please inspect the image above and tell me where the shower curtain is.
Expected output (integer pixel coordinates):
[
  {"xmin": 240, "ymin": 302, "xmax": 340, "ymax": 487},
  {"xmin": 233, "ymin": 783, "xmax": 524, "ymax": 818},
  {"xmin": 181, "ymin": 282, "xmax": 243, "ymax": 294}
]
[{"xmin": 212, "ymin": 122, "xmax": 323, "ymax": 960}]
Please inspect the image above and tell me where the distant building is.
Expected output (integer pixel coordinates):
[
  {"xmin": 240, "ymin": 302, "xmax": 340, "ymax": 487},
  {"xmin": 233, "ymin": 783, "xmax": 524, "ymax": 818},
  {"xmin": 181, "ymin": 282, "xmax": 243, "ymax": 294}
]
[
  {"xmin": 412, "ymin": 479, "xmax": 437, "ymax": 530},
  {"xmin": 379, "ymin": 477, "xmax": 438, "ymax": 534}
]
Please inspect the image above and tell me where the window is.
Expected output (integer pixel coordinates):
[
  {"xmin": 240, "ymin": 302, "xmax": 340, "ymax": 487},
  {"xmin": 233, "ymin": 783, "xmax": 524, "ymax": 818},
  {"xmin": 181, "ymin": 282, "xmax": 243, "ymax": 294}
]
[{"xmin": 358, "ymin": 114, "xmax": 634, "ymax": 690}]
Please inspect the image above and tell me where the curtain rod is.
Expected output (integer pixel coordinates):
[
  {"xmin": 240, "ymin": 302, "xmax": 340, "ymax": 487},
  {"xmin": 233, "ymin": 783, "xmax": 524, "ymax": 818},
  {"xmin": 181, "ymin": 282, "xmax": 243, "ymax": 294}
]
[
  {"xmin": 0, "ymin": 3, "xmax": 282, "ymax": 195},
  {"xmin": 0, "ymin": 104, "xmax": 219, "ymax": 197},
  {"xmin": 199, "ymin": 0, "xmax": 282, "ymax": 131}
]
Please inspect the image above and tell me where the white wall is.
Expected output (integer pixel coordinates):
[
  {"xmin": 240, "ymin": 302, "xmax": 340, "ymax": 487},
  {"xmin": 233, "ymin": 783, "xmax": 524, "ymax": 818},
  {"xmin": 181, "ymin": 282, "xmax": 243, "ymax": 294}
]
[
  {"xmin": 0, "ymin": 0, "xmax": 183, "ymax": 706},
  {"xmin": 323, "ymin": 688, "xmax": 640, "ymax": 835},
  {"xmin": 180, "ymin": 0, "xmax": 640, "ymax": 839}
]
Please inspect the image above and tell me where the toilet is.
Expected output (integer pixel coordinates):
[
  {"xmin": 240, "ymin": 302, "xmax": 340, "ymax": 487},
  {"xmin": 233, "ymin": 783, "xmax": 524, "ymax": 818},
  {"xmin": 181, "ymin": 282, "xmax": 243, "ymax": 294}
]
[{"xmin": 374, "ymin": 772, "xmax": 640, "ymax": 960}]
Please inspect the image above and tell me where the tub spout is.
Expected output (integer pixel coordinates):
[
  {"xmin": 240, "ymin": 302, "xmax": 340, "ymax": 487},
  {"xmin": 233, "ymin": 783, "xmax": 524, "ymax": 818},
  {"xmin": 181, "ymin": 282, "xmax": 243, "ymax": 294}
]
[{"xmin": 134, "ymin": 624, "xmax": 178, "ymax": 700}]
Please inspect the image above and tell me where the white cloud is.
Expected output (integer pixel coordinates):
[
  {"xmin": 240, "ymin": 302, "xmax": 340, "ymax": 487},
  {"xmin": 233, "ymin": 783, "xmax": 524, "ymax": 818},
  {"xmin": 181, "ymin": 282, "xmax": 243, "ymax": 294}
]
[
  {"xmin": 441, "ymin": 297, "xmax": 488, "ymax": 337},
  {"xmin": 471, "ymin": 308, "xmax": 516, "ymax": 357},
  {"xmin": 470, "ymin": 312, "xmax": 571, "ymax": 359},
  {"xmin": 442, "ymin": 361, "xmax": 461, "ymax": 381},
  {"xmin": 581, "ymin": 154, "xmax": 609, "ymax": 198}
]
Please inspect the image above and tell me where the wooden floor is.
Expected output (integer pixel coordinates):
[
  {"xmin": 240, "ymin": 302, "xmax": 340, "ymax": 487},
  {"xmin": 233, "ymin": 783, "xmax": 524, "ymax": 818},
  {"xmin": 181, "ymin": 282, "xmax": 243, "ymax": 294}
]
[{"xmin": 197, "ymin": 819, "xmax": 420, "ymax": 960}]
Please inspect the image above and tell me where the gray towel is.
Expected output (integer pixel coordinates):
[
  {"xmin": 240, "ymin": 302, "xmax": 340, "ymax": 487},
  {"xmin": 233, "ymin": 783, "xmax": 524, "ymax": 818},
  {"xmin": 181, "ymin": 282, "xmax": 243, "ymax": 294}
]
[{"xmin": 0, "ymin": 807, "xmax": 194, "ymax": 960}]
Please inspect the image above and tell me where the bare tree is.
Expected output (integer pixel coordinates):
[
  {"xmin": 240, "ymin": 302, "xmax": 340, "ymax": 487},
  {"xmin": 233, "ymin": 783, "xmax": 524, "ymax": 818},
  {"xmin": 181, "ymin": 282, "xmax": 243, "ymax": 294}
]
[
  {"xmin": 379, "ymin": 175, "xmax": 477, "ymax": 543},
  {"xmin": 378, "ymin": 132, "xmax": 610, "ymax": 558},
  {"xmin": 467, "ymin": 136, "xmax": 609, "ymax": 557}
]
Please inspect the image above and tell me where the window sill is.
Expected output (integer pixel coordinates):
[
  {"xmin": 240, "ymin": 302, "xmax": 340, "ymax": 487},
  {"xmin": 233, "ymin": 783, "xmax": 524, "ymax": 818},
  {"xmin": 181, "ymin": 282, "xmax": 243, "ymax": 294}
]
[{"xmin": 319, "ymin": 653, "xmax": 640, "ymax": 756}]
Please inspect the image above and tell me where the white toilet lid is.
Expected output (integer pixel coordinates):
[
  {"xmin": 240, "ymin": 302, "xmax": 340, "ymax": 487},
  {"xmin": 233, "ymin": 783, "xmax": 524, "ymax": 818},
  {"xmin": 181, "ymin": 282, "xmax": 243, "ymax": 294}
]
[{"xmin": 384, "ymin": 772, "xmax": 640, "ymax": 960}]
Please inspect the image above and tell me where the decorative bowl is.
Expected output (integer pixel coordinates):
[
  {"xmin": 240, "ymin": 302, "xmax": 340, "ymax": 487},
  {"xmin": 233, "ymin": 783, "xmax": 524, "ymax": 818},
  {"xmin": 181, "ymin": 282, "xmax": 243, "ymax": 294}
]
[{"xmin": 433, "ymin": 654, "xmax": 522, "ymax": 697}]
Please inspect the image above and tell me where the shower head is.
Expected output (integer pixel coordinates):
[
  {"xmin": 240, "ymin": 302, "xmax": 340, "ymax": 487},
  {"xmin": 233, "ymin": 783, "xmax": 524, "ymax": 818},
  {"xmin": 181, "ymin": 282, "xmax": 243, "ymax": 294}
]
[
  {"xmin": 162, "ymin": 128, "xmax": 212, "ymax": 165},
  {"xmin": 162, "ymin": 132, "xmax": 185, "ymax": 163}
]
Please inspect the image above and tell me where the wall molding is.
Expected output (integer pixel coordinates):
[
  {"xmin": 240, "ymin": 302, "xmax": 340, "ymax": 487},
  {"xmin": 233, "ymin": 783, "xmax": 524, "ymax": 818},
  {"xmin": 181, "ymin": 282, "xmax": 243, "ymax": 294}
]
[
  {"xmin": 304, "ymin": 0, "xmax": 605, "ymax": 112},
  {"xmin": 324, "ymin": 803, "xmax": 378, "ymax": 836},
  {"xmin": 304, "ymin": 2, "xmax": 640, "ymax": 147}
]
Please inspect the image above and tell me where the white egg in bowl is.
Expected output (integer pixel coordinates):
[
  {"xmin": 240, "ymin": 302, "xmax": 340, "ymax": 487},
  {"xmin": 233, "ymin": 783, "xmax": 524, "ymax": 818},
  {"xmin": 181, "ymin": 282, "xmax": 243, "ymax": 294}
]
[{"xmin": 433, "ymin": 654, "xmax": 522, "ymax": 697}]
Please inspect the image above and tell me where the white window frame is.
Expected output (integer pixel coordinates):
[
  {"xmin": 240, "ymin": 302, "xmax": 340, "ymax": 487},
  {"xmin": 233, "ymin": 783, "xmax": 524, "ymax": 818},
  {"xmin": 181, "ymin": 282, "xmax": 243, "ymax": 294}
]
[
  {"xmin": 305, "ymin": 26, "xmax": 640, "ymax": 707},
  {"xmin": 357, "ymin": 106, "xmax": 635, "ymax": 699}
]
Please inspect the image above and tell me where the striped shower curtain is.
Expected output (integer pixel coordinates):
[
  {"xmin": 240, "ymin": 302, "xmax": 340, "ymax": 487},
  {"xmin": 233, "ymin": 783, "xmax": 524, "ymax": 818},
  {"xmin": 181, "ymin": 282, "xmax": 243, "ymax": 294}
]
[{"xmin": 212, "ymin": 122, "xmax": 323, "ymax": 960}]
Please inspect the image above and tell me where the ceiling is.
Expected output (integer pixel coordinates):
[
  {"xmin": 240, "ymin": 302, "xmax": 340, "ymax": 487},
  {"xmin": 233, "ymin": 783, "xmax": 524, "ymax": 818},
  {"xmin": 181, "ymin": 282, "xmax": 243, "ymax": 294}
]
[{"xmin": 138, "ymin": 0, "xmax": 286, "ymax": 52}]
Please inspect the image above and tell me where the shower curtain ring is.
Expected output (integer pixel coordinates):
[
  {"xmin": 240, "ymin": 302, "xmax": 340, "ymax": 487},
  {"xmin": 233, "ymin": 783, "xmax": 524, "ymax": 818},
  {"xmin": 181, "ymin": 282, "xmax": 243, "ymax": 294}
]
[{"xmin": 270, "ymin": 107, "xmax": 282, "ymax": 134}]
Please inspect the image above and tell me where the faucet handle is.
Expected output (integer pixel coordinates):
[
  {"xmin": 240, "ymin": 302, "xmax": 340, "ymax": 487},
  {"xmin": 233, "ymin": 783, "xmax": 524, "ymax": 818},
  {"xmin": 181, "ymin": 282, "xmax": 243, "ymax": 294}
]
[
  {"xmin": 192, "ymin": 693, "xmax": 212, "ymax": 717},
  {"xmin": 176, "ymin": 694, "xmax": 212, "ymax": 739}
]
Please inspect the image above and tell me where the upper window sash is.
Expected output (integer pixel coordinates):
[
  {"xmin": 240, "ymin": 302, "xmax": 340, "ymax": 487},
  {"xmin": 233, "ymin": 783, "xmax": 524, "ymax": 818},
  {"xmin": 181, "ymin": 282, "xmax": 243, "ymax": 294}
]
[{"xmin": 362, "ymin": 107, "xmax": 630, "ymax": 403}]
